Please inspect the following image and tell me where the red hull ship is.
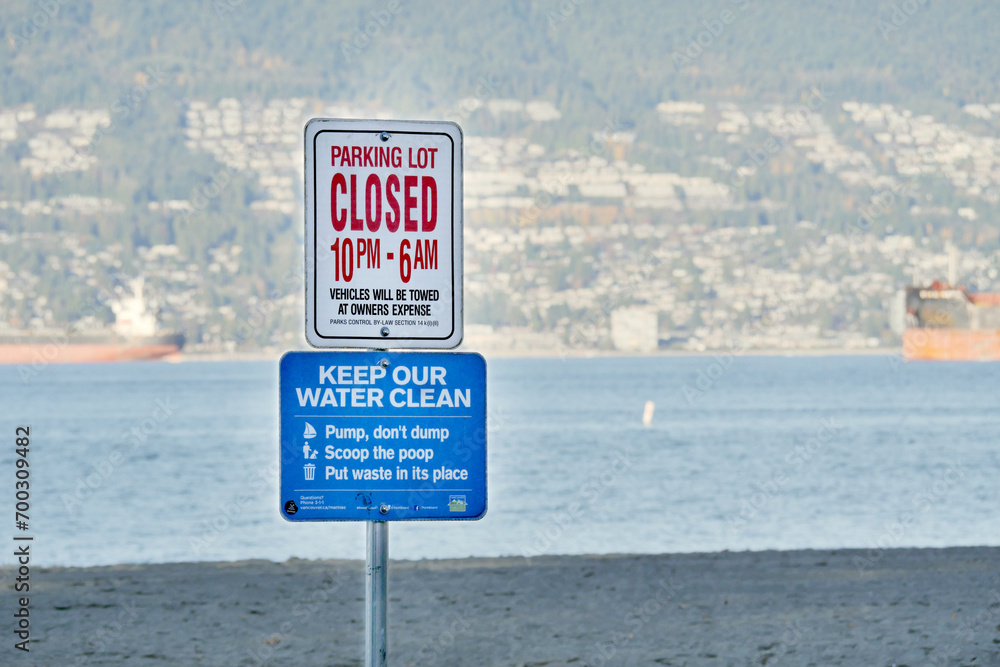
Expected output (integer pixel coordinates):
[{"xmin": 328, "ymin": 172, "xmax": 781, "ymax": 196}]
[
  {"xmin": 0, "ymin": 334, "xmax": 183, "ymax": 364},
  {"xmin": 0, "ymin": 278, "xmax": 184, "ymax": 365},
  {"xmin": 901, "ymin": 281, "xmax": 1000, "ymax": 361}
]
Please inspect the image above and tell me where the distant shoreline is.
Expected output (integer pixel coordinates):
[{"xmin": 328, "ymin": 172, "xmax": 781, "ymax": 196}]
[{"xmin": 173, "ymin": 346, "xmax": 901, "ymax": 362}]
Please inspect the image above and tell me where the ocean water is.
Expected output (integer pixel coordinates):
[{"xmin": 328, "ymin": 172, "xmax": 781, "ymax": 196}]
[{"xmin": 0, "ymin": 354, "xmax": 997, "ymax": 567}]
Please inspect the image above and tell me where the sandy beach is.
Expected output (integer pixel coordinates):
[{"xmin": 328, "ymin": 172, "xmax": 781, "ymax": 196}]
[{"xmin": 6, "ymin": 546, "xmax": 998, "ymax": 666}]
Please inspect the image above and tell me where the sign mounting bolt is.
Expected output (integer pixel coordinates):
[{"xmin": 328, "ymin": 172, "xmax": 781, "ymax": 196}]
[
  {"xmin": 380, "ymin": 132, "xmax": 390, "ymax": 142},
  {"xmin": 379, "ymin": 504, "xmax": 390, "ymax": 515},
  {"xmin": 380, "ymin": 327, "xmax": 390, "ymax": 337},
  {"xmin": 379, "ymin": 358, "xmax": 390, "ymax": 368}
]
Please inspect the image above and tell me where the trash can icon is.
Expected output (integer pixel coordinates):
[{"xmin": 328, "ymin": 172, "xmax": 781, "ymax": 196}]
[{"xmin": 303, "ymin": 463, "xmax": 316, "ymax": 480}]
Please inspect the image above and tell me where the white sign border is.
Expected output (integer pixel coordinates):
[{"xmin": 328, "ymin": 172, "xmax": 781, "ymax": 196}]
[{"xmin": 304, "ymin": 118, "xmax": 464, "ymax": 349}]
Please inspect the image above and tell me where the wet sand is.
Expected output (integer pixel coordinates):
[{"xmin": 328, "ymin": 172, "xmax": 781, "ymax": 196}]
[{"xmin": 8, "ymin": 547, "xmax": 1000, "ymax": 666}]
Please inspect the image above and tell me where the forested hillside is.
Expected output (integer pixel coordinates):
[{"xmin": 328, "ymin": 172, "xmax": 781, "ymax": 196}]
[{"xmin": 1, "ymin": 0, "xmax": 998, "ymax": 352}]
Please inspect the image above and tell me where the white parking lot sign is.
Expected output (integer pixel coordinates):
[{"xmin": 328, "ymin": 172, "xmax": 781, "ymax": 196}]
[{"xmin": 305, "ymin": 119, "xmax": 463, "ymax": 348}]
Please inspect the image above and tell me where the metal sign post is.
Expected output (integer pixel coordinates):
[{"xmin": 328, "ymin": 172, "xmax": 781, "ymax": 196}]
[
  {"xmin": 365, "ymin": 521, "xmax": 388, "ymax": 667},
  {"xmin": 279, "ymin": 350, "xmax": 487, "ymax": 665}
]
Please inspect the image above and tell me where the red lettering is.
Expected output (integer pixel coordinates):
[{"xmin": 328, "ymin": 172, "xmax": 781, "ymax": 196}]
[
  {"xmin": 351, "ymin": 146, "xmax": 362, "ymax": 166},
  {"xmin": 412, "ymin": 239, "xmax": 438, "ymax": 269},
  {"xmin": 428, "ymin": 147, "xmax": 438, "ymax": 169},
  {"xmin": 365, "ymin": 174, "xmax": 382, "ymax": 232},
  {"xmin": 404, "ymin": 175, "xmax": 418, "ymax": 232},
  {"xmin": 400, "ymin": 239, "xmax": 411, "ymax": 282},
  {"xmin": 391, "ymin": 147, "xmax": 402, "ymax": 168},
  {"xmin": 386, "ymin": 174, "xmax": 401, "ymax": 232},
  {"xmin": 423, "ymin": 239, "xmax": 437, "ymax": 269},
  {"xmin": 339, "ymin": 145, "xmax": 351, "ymax": 166},
  {"xmin": 378, "ymin": 146, "xmax": 390, "ymax": 168},
  {"xmin": 361, "ymin": 238, "xmax": 380, "ymax": 268},
  {"xmin": 363, "ymin": 146, "xmax": 373, "ymax": 168},
  {"xmin": 342, "ymin": 238, "xmax": 353, "ymax": 281},
  {"xmin": 350, "ymin": 174, "xmax": 363, "ymax": 231},
  {"xmin": 331, "ymin": 173, "xmax": 347, "ymax": 231},
  {"xmin": 358, "ymin": 236, "xmax": 368, "ymax": 264},
  {"xmin": 331, "ymin": 146, "xmax": 341, "ymax": 164},
  {"xmin": 421, "ymin": 176, "xmax": 437, "ymax": 232}
]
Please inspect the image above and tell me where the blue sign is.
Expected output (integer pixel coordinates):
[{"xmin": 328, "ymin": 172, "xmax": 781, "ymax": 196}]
[{"xmin": 280, "ymin": 351, "xmax": 487, "ymax": 521}]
